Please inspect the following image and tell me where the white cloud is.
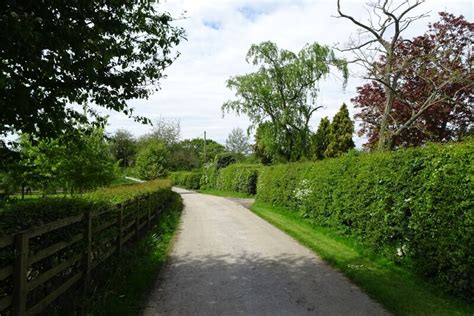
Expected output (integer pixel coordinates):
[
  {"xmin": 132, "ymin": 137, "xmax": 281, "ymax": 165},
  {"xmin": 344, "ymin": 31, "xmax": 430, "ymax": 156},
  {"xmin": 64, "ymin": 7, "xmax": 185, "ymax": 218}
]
[{"xmin": 105, "ymin": 0, "xmax": 473, "ymax": 148}]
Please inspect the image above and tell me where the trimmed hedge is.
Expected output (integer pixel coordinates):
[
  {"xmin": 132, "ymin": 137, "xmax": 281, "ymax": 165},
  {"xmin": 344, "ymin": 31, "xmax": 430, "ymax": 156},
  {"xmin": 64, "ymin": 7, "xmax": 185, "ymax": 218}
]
[
  {"xmin": 0, "ymin": 179, "xmax": 173, "ymax": 233},
  {"xmin": 169, "ymin": 171, "xmax": 202, "ymax": 190},
  {"xmin": 0, "ymin": 179, "xmax": 180, "ymax": 314},
  {"xmin": 256, "ymin": 140, "xmax": 473, "ymax": 300},
  {"xmin": 215, "ymin": 164, "xmax": 261, "ymax": 195},
  {"xmin": 0, "ymin": 180, "xmax": 174, "ymax": 259}
]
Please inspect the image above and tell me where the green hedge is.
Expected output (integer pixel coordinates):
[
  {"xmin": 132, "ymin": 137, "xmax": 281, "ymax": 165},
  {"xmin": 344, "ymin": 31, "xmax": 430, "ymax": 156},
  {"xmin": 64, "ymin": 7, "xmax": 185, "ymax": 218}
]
[
  {"xmin": 1, "ymin": 178, "xmax": 173, "ymax": 244},
  {"xmin": 0, "ymin": 179, "xmax": 180, "ymax": 314},
  {"xmin": 257, "ymin": 140, "xmax": 473, "ymax": 300},
  {"xmin": 169, "ymin": 171, "xmax": 202, "ymax": 190},
  {"xmin": 215, "ymin": 164, "xmax": 261, "ymax": 195},
  {"xmin": 200, "ymin": 163, "xmax": 218, "ymax": 190}
]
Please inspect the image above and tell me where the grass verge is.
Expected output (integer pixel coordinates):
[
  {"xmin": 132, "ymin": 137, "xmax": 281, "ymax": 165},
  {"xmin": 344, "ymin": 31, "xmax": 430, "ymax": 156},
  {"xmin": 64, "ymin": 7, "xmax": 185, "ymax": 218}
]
[
  {"xmin": 198, "ymin": 188, "xmax": 254, "ymax": 199},
  {"xmin": 250, "ymin": 202, "xmax": 473, "ymax": 316},
  {"xmin": 109, "ymin": 176, "xmax": 139, "ymax": 187},
  {"xmin": 87, "ymin": 197, "xmax": 183, "ymax": 315}
]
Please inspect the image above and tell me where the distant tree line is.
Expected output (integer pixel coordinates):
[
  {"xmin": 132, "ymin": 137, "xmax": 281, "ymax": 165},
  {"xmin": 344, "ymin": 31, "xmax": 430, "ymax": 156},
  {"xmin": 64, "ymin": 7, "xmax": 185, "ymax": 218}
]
[{"xmin": 109, "ymin": 119, "xmax": 254, "ymax": 181}]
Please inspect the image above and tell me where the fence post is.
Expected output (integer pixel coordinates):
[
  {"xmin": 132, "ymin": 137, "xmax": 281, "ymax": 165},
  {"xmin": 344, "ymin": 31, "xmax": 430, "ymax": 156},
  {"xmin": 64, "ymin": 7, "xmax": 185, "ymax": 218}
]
[
  {"xmin": 13, "ymin": 232, "xmax": 28, "ymax": 316},
  {"xmin": 84, "ymin": 211, "xmax": 92, "ymax": 294},
  {"xmin": 147, "ymin": 194, "xmax": 151, "ymax": 230},
  {"xmin": 117, "ymin": 204, "xmax": 123, "ymax": 254},
  {"xmin": 135, "ymin": 197, "xmax": 140, "ymax": 240}
]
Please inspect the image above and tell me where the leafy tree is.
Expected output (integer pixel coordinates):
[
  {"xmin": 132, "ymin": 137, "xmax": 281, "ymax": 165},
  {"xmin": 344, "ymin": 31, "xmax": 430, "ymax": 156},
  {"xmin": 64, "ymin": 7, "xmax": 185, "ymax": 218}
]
[
  {"xmin": 214, "ymin": 153, "xmax": 236, "ymax": 170},
  {"xmin": 168, "ymin": 139, "xmax": 200, "ymax": 171},
  {"xmin": 0, "ymin": 1, "xmax": 185, "ymax": 138},
  {"xmin": 10, "ymin": 130, "xmax": 117, "ymax": 195},
  {"xmin": 110, "ymin": 129, "xmax": 137, "ymax": 168},
  {"xmin": 0, "ymin": 140, "xmax": 19, "ymax": 170},
  {"xmin": 254, "ymin": 121, "xmax": 286, "ymax": 164},
  {"xmin": 60, "ymin": 130, "xmax": 117, "ymax": 193},
  {"xmin": 135, "ymin": 141, "xmax": 169, "ymax": 180},
  {"xmin": 0, "ymin": 172, "xmax": 13, "ymax": 200},
  {"xmin": 223, "ymin": 41, "xmax": 347, "ymax": 161},
  {"xmin": 325, "ymin": 103, "xmax": 355, "ymax": 158},
  {"xmin": 17, "ymin": 134, "xmax": 63, "ymax": 195},
  {"xmin": 148, "ymin": 117, "xmax": 181, "ymax": 147},
  {"xmin": 203, "ymin": 140, "xmax": 227, "ymax": 164},
  {"xmin": 225, "ymin": 128, "xmax": 250, "ymax": 156},
  {"xmin": 311, "ymin": 117, "xmax": 331, "ymax": 160},
  {"xmin": 0, "ymin": 141, "xmax": 31, "ymax": 198},
  {"xmin": 351, "ymin": 13, "xmax": 474, "ymax": 149},
  {"xmin": 337, "ymin": 2, "xmax": 473, "ymax": 149},
  {"xmin": 167, "ymin": 138, "xmax": 227, "ymax": 171}
]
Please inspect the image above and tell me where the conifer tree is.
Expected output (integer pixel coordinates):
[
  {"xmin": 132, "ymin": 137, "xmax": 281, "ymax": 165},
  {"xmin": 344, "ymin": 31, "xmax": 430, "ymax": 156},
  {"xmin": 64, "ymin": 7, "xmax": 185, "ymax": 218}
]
[
  {"xmin": 312, "ymin": 117, "xmax": 331, "ymax": 160},
  {"xmin": 325, "ymin": 103, "xmax": 355, "ymax": 158}
]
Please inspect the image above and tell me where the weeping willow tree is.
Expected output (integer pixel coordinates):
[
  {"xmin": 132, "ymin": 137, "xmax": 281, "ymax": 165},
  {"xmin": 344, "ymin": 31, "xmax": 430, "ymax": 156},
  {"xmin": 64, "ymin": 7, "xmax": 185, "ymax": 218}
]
[{"xmin": 223, "ymin": 41, "xmax": 348, "ymax": 161}]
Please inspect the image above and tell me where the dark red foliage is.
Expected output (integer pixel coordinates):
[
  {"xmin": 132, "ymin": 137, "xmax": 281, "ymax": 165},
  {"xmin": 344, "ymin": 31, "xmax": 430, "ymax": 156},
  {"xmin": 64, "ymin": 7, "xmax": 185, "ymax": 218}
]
[{"xmin": 353, "ymin": 12, "xmax": 474, "ymax": 149}]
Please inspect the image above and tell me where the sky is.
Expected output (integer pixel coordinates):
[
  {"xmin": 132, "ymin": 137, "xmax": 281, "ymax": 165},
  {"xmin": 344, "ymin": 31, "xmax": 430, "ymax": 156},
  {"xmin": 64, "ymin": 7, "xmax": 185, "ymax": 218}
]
[{"xmin": 104, "ymin": 0, "xmax": 473, "ymax": 147}]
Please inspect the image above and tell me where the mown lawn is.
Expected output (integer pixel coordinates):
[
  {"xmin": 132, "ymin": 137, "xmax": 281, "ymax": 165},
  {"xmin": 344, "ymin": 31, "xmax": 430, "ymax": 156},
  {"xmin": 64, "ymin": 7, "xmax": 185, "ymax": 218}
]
[{"xmin": 250, "ymin": 202, "xmax": 473, "ymax": 316}]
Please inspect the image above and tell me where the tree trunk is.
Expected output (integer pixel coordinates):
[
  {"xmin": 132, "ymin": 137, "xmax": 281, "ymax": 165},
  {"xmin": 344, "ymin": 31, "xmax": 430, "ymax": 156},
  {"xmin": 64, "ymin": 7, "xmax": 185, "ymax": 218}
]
[{"xmin": 378, "ymin": 55, "xmax": 395, "ymax": 151}]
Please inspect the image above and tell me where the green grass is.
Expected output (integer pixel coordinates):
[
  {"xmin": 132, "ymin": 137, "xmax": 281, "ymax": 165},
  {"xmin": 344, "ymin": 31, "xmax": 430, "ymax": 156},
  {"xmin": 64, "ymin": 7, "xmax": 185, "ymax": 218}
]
[
  {"xmin": 121, "ymin": 167, "xmax": 139, "ymax": 178},
  {"xmin": 109, "ymin": 176, "xmax": 139, "ymax": 187},
  {"xmin": 6, "ymin": 177, "xmax": 138, "ymax": 201},
  {"xmin": 198, "ymin": 188, "xmax": 254, "ymax": 199},
  {"xmin": 88, "ymin": 204, "xmax": 182, "ymax": 315},
  {"xmin": 250, "ymin": 202, "xmax": 473, "ymax": 316}
]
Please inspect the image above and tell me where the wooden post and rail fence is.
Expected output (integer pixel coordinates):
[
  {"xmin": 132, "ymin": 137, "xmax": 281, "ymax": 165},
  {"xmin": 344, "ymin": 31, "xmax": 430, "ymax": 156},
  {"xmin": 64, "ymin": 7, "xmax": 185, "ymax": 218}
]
[{"xmin": 0, "ymin": 193, "xmax": 164, "ymax": 315}]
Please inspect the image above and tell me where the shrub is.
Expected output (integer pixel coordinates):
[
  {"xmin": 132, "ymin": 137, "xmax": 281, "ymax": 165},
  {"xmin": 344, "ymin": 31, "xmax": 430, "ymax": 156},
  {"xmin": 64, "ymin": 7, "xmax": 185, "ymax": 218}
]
[
  {"xmin": 215, "ymin": 164, "xmax": 261, "ymax": 195},
  {"xmin": 256, "ymin": 140, "xmax": 473, "ymax": 299},
  {"xmin": 135, "ymin": 141, "xmax": 169, "ymax": 180},
  {"xmin": 169, "ymin": 171, "xmax": 202, "ymax": 190},
  {"xmin": 200, "ymin": 153, "xmax": 237, "ymax": 190},
  {"xmin": 214, "ymin": 152, "xmax": 236, "ymax": 169},
  {"xmin": 200, "ymin": 162, "xmax": 217, "ymax": 189}
]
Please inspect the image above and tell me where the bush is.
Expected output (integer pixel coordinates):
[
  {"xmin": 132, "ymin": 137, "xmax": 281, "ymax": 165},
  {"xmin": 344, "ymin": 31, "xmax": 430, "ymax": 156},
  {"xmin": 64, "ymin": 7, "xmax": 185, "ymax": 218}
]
[
  {"xmin": 169, "ymin": 171, "xmax": 202, "ymax": 190},
  {"xmin": 215, "ymin": 164, "xmax": 260, "ymax": 195},
  {"xmin": 135, "ymin": 141, "xmax": 169, "ymax": 180},
  {"xmin": 256, "ymin": 140, "xmax": 473, "ymax": 300},
  {"xmin": 214, "ymin": 152, "xmax": 236, "ymax": 169},
  {"xmin": 200, "ymin": 153, "xmax": 237, "ymax": 190}
]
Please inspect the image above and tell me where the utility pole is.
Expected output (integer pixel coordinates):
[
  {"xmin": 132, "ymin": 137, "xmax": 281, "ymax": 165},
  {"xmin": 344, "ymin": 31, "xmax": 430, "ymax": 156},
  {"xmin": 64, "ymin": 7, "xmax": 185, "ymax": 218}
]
[{"xmin": 203, "ymin": 131, "xmax": 207, "ymax": 165}]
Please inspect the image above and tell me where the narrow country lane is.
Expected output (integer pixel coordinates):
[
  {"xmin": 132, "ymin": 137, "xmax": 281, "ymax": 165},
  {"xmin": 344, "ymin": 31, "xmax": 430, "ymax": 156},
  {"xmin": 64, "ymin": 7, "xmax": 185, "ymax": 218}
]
[{"xmin": 143, "ymin": 188, "xmax": 389, "ymax": 316}]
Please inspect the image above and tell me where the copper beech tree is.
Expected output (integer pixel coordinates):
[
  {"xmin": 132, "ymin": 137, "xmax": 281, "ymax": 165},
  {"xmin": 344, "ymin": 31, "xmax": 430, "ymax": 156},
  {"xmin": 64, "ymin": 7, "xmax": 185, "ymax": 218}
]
[
  {"xmin": 337, "ymin": 1, "xmax": 473, "ymax": 149},
  {"xmin": 352, "ymin": 13, "xmax": 473, "ymax": 149}
]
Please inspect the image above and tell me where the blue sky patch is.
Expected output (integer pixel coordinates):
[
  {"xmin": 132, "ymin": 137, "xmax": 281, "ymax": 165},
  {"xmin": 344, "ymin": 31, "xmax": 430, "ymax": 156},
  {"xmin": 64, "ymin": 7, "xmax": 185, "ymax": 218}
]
[
  {"xmin": 203, "ymin": 20, "xmax": 222, "ymax": 30},
  {"xmin": 238, "ymin": 5, "xmax": 267, "ymax": 22}
]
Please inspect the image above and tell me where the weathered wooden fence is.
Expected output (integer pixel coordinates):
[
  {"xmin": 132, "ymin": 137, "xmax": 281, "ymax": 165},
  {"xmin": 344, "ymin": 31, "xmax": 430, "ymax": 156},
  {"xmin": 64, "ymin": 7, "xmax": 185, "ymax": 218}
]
[{"xmin": 0, "ymin": 193, "xmax": 164, "ymax": 315}]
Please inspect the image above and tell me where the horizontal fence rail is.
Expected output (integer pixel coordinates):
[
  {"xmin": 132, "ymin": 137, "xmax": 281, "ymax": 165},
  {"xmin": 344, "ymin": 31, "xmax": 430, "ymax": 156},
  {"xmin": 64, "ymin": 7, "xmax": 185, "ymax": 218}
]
[{"xmin": 0, "ymin": 193, "xmax": 164, "ymax": 315}]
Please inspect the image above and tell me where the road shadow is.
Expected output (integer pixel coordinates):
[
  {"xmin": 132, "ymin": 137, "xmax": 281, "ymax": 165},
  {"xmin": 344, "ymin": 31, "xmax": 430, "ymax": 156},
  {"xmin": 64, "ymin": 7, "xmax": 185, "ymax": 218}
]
[
  {"xmin": 143, "ymin": 252, "xmax": 388, "ymax": 316},
  {"xmin": 225, "ymin": 197, "xmax": 255, "ymax": 209}
]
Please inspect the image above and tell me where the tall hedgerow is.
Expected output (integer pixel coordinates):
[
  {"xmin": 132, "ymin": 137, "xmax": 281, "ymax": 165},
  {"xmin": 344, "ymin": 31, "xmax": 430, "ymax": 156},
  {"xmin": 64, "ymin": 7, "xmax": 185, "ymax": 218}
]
[
  {"xmin": 257, "ymin": 139, "xmax": 473, "ymax": 299},
  {"xmin": 215, "ymin": 164, "xmax": 260, "ymax": 195},
  {"xmin": 170, "ymin": 171, "xmax": 202, "ymax": 190}
]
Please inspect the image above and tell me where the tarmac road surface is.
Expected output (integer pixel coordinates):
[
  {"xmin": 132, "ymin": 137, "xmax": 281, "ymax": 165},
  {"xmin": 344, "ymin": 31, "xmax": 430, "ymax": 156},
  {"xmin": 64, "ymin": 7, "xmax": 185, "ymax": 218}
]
[{"xmin": 142, "ymin": 188, "xmax": 389, "ymax": 316}]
